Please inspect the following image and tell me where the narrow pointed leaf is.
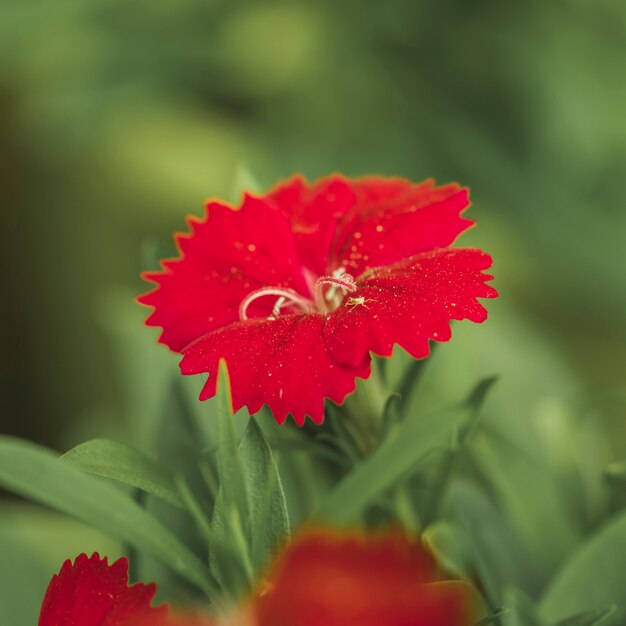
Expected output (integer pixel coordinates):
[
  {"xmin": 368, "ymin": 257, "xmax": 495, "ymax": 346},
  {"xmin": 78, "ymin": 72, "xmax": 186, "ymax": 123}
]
[
  {"xmin": 553, "ymin": 607, "xmax": 616, "ymax": 626},
  {"xmin": 423, "ymin": 520, "xmax": 470, "ymax": 579},
  {"xmin": 475, "ymin": 608, "xmax": 509, "ymax": 626},
  {"xmin": 215, "ymin": 360, "xmax": 249, "ymax": 524},
  {"xmin": 239, "ymin": 417, "xmax": 290, "ymax": 571},
  {"xmin": 62, "ymin": 438, "xmax": 183, "ymax": 508},
  {"xmin": 0, "ymin": 436, "xmax": 213, "ymax": 595},
  {"xmin": 316, "ymin": 406, "xmax": 469, "ymax": 523},
  {"xmin": 207, "ymin": 361, "xmax": 253, "ymax": 594},
  {"xmin": 502, "ymin": 588, "xmax": 545, "ymax": 626},
  {"xmin": 541, "ymin": 510, "xmax": 626, "ymax": 621}
]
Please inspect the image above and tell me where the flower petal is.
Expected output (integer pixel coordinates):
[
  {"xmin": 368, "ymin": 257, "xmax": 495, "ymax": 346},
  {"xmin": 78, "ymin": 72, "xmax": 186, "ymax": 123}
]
[
  {"xmin": 266, "ymin": 175, "xmax": 473, "ymax": 280},
  {"xmin": 39, "ymin": 553, "xmax": 168, "ymax": 626},
  {"xmin": 180, "ymin": 315, "xmax": 371, "ymax": 425},
  {"xmin": 254, "ymin": 528, "xmax": 478, "ymax": 626},
  {"xmin": 267, "ymin": 174, "xmax": 356, "ymax": 278},
  {"xmin": 332, "ymin": 177, "xmax": 474, "ymax": 277},
  {"xmin": 325, "ymin": 248, "xmax": 497, "ymax": 368},
  {"xmin": 139, "ymin": 194, "xmax": 309, "ymax": 352}
]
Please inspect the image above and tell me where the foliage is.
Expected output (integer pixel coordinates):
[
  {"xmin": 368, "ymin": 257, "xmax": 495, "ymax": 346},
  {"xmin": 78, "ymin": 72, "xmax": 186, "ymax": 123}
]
[{"xmin": 1, "ymin": 1, "xmax": 626, "ymax": 623}]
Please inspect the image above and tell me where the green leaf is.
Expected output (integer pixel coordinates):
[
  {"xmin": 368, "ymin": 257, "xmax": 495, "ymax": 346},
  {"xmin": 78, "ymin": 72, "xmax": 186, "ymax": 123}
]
[
  {"xmin": 207, "ymin": 361, "xmax": 255, "ymax": 595},
  {"xmin": 209, "ymin": 490, "xmax": 253, "ymax": 594},
  {"xmin": 469, "ymin": 429, "xmax": 580, "ymax": 596},
  {"xmin": 62, "ymin": 439, "xmax": 183, "ymax": 508},
  {"xmin": 396, "ymin": 355, "xmax": 430, "ymax": 410},
  {"xmin": 381, "ymin": 346, "xmax": 428, "ymax": 409},
  {"xmin": 317, "ymin": 377, "xmax": 497, "ymax": 524},
  {"xmin": 553, "ymin": 607, "xmax": 616, "ymax": 626},
  {"xmin": 422, "ymin": 520, "xmax": 470, "ymax": 579},
  {"xmin": 316, "ymin": 406, "xmax": 469, "ymax": 523},
  {"xmin": 209, "ymin": 416, "xmax": 290, "ymax": 595},
  {"xmin": 502, "ymin": 588, "xmax": 544, "ymax": 626},
  {"xmin": 0, "ymin": 515, "xmax": 54, "ymax": 626},
  {"xmin": 132, "ymin": 375, "xmax": 218, "ymax": 601},
  {"xmin": 605, "ymin": 460, "xmax": 626, "ymax": 477},
  {"xmin": 475, "ymin": 607, "xmax": 510, "ymax": 626},
  {"xmin": 418, "ymin": 377, "xmax": 499, "ymax": 525},
  {"xmin": 445, "ymin": 480, "xmax": 535, "ymax": 606},
  {"xmin": 541, "ymin": 510, "xmax": 626, "ymax": 622},
  {"xmin": 239, "ymin": 417, "xmax": 290, "ymax": 571},
  {"xmin": 175, "ymin": 476, "xmax": 213, "ymax": 542},
  {"xmin": 0, "ymin": 436, "xmax": 214, "ymax": 596},
  {"xmin": 465, "ymin": 375, "xmax": 500, "ymax": 415},
  {"xmin": 604, "ymin": 460, "xmax": 626, "ymax": 490},
  {"xmin": 381, "ymin": 393, "xmax": 402, "ymax": 430},
  {"xmin": 215, "ymin": 360, "xmax": 249, "ymax": 525}
]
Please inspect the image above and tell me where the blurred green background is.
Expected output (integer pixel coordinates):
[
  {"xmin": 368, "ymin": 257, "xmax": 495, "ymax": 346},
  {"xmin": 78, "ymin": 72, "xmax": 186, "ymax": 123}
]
[
  {"xmin": 1, "ymin": 0, "xmax": 625, "ymax": 448},
  {"xmin": 1, "ymin": 0, "xmax": 626, "ymax": 622}
]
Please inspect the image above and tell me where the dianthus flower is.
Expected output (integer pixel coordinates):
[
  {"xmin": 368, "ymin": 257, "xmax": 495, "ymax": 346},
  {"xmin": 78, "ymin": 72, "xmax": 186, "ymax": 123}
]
[
  {"xmin": 139, "ymin": 175, "xmax": 497, "ymax": 424},
  {"xmin": 38, "ymin": 553, "xmax": 169, "ymax": 626},
  {"xmin": 38, "ymin": 529, "xmax": 478, "ymax": 626},
  {"xmin": 253, "ymin": 527, "xmax": 478, "ymax": 626}
]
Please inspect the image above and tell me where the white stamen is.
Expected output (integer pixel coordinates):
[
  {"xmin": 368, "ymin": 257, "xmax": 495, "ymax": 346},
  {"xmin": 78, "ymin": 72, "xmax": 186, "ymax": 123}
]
[
  {"xmin": 271, "ymin": 296, "xmax": 286, "ymax": 318},
  {"xmin": 314, "ymin": 270, "xmax": 357, "ymax": 312},
  {"xmin": 239, "ymin": 287, "xmax": 313, "ymax": 321}
]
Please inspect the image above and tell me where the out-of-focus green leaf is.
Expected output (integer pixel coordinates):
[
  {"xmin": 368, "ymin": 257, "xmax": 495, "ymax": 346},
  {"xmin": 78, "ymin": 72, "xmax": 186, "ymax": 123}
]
[
  {"xmin": 316, "ymin": 406, "xmax": 469, "ymax": 523},
  {"xmin": 395, "ymin": 353, "xmax": 431, "ymax": 412},
  {"xmin": 469, "ymin": 430, "xmax": 580, "ymax": 596},
  {"xmin": 62, "ymin": 438, "xmax": 183, "ymax": 508},
  {"xmin": 604, "ymin": 460, "xmax": 626, "ymax": 484},
  {"xmin": 417, "ymin": 377, "xmax": 498, "ymax": 526},
  {"xmin": 381, "ymin": 392, "xmax": 402, "ymax": 429},
  {"xmin": 0, "ymin": 517, "xmax": 53, "ymax": 626},
  {"xmin": 318, "ymin": 378, "xmax": 496, "ymax": 525},
  {"xmin": 465, "ymin": 376, "xmax": 500, "ymax": 415},
  {"xmin": 422, "ymin": 520, "xmax": 470, "ymax": 580},
  {"xmin": 175, "ymin": 476, "xmax": 213, "ymax": 542},
  {"xmin": 475, "ymin": 607, "xmax": 509, "ymax": 626},
  {"xmin": 0, "ymin": 436, "xmax": 213, "ymax": 595},
  {"xmin": 502, "ymin": 588, "xmax": 544, "ymax": 626},
  {"xmin": 380, "ymin": 346, "xmax": 421, "ymax": 404},
  {"xmin": 239, "ymin": 417, "xmax": 290, "ymax": 571},
  {"xmin": 554, "ymin": 607, "xmax": 616, "ymax": 626},
  {"xmin": 445, "ymin": 480, "xmax": 535, "ymax": 606},
  {"xmin": 541, "ymin": 510, "xmax": 626, "ymax": 621}
]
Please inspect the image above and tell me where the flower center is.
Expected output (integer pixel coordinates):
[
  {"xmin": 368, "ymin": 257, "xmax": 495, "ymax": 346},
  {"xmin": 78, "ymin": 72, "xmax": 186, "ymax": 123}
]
[{"xmin": 239, "ymin": 269, "xmax": 357, "ymax": 321}]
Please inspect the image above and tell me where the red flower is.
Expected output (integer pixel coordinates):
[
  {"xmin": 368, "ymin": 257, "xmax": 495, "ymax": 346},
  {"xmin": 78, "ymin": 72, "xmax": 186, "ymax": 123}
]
[
  {"xmin": 38, "ymin": 553, "xmax": 168, "ymax": 626},
  {"xmin": 39, "ymin": 530, "xmax": 478, "ymax": 626},
  {"xmin": 254, "ymin": 528, "xmax": 478, "ymax": 626},
  {"xmin": 139, "ymin": 175, "xmax": 497, "ymax": 425}
]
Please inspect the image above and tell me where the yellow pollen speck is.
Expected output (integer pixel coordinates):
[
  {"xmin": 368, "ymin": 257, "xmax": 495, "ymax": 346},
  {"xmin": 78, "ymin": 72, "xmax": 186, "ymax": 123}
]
[
  {"xmin": 247, "ymin": 243, "xmax": 256, "ymax": 252},
  {"xmin": 375, "ymin": 225, "xmax": 384, "ymax": 232}
]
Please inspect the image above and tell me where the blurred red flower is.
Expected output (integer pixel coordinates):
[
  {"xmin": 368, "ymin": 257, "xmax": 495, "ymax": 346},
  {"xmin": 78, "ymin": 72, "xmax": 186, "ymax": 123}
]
[
  {"xmin": 254, "ymin": 528, "xmax": 478, "ymax": 626},
  {"xmin": 139, "ymin": 175, "xmax": 497, "ymax": 424},
  {"xmin": 38, "ymin": 529, "xmax": 478, "ymax": 626},
  {"xmin": 38, "ymin": 553, "xmax": 168, "ymax": 626}
]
